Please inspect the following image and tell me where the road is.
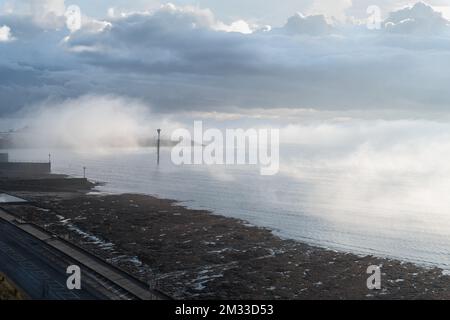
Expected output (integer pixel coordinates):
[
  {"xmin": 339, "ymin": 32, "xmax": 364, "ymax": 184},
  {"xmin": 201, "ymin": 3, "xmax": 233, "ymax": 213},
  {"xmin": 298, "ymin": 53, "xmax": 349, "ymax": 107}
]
[{"xmin": 0, "ymin": 217, "xmax": 128, "ymax": 300}]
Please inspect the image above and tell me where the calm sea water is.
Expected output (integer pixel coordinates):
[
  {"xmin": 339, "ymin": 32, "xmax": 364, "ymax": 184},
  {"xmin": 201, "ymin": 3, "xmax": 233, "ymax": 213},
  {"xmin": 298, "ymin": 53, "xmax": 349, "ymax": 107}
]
[{"xmin": 6, "ymin": 146, "xmax": 450, "ymax": 270}]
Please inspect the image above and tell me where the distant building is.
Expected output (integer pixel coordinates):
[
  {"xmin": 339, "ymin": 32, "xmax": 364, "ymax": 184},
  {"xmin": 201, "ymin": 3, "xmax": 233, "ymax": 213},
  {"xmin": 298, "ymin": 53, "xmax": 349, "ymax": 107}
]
[{"xmin": 0, "ymin": 152, "xmax": 51, "ymax": 177}]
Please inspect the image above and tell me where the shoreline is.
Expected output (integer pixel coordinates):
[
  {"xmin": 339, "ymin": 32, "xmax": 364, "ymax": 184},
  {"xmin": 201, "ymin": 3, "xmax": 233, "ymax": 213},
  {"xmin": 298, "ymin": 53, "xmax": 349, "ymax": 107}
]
[
  {"xmin": 93, "ymin": 186, "xmax": 450, "ymax": 277},
  {"xmin": 2, "ymin": 174, "xmax": 450, "ymax": 299}
]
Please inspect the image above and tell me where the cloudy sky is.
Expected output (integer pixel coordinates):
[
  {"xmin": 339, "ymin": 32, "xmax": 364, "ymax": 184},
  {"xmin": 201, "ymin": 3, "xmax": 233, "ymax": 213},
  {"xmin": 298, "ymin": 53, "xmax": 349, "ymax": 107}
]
[{"xmin": 2, "ymin": 0, "xmax": 450, "ymax": 119}]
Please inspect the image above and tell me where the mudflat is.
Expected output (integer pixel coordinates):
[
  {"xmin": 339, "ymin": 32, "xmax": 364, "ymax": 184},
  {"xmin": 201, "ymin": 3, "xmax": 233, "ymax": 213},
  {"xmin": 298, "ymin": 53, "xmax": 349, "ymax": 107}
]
[{"xmin": 2, "ymin": 176, "xmax": 450, "ymax": 299}]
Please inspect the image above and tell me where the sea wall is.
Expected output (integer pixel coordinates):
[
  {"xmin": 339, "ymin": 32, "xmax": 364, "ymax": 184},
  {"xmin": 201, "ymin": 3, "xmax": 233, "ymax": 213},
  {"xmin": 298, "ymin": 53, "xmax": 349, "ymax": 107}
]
[
  {"xmin": 0, "ymin": 162, "xmax": 51, "ymax": 176},
  {"xmin": 0, "ymin": 153, "xmax": 8, "ymax": 163}
]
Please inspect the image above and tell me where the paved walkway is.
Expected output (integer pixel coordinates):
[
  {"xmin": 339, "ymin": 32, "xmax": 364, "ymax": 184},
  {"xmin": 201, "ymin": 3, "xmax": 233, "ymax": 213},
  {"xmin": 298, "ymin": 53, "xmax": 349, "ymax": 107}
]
[{"xmin": 0, "ymin": 209, "xmax": 167, "ymax": 300}]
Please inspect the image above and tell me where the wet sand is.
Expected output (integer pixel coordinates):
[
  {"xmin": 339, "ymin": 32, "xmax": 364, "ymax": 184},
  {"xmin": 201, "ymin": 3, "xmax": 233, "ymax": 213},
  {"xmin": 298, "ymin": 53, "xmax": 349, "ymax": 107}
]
[{"xmin": 2, "ymin": 176, "xmax": 450, "ymax": 299}]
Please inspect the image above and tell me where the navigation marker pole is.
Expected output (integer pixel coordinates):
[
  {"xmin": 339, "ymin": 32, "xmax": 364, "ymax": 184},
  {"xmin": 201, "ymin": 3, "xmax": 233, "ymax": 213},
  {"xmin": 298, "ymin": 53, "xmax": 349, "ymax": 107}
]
[{"xmin": 157, "ymin": 129, "xmax": 161, "ymax": 165}]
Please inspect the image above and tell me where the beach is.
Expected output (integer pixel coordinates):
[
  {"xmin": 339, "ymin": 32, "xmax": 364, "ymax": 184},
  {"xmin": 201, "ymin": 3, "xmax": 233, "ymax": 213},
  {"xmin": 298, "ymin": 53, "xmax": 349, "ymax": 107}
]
[{"xmin": 1, "ymin": 175, "xmax": 450, "ymax": 300}]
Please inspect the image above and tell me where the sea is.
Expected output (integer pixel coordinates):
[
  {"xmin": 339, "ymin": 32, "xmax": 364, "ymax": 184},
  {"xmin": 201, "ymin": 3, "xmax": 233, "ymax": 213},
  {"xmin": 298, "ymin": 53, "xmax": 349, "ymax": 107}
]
[{"xmin": 5, "ymin": 143, "xmax": 450, "ymax": 271}]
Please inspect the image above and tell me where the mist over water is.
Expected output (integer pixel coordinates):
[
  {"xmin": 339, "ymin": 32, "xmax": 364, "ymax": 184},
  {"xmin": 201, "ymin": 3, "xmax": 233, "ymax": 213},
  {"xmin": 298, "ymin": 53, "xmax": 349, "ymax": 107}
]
[
  {"xmin": 6, "ymin": 116, "xmax": 450, "ymax": 270},
  {"xmin": 10, "ymin": 95, "xmax": 182, "ymax": 150}
]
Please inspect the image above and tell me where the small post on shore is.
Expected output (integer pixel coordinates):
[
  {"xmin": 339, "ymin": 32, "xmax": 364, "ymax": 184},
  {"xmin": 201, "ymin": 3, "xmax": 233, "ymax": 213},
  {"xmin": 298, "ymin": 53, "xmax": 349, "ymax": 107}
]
[
  {"xmin": 157, "ymin": 129, "xmax": 161, "ymax": 165},
  {"xmin": 48, "ymin": 153, "xmax": 51, "ymax": 164},
  {"xmin": 83, "ymin": 166, "xmax": 86, "ymax": 179}
]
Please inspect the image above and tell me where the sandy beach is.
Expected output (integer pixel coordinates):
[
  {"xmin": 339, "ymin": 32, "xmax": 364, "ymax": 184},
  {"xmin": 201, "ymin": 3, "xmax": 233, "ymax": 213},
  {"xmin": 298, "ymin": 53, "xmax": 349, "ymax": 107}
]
[{"xmin": 1, "ymin": 175, "xmax": 450, "ymax": 300}]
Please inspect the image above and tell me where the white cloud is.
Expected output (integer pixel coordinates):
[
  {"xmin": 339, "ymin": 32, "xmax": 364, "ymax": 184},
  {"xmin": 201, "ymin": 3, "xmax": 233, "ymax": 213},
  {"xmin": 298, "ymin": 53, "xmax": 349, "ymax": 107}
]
[
  {"xmin": 153, "ymin": 3, "xmax": 255, "ymax": 34},
  {"xmin": 384, "ymin": 2, "xmax": 450, "ymax": 34},
  {"xmin": 33, "ymin": 0, "xmax": 66, "ymax": 16},
  {"xmin": 434, "ymin": 5, "xmax": 450, "ymax": 20},
  {"xmin": 0, "ymin": 25, "xmax": 13, "ymax": 41},
  {"xmin": 6, "ymin": 0, "xmax": 66, "ymax": 16},
  {"xmin": 10, "ymin": 0, "xmax": 67, "ymax": 29},
  {"xmin": 215, "ymin": 19, "xmax": 253, "ymax": 34},
  {"xmin": 307, "ymin": 0, "xmax": 352, "ymax": 21},
  {"xmin": 275, "ymin": 12, "xmax": 333, "ymax": 35}
]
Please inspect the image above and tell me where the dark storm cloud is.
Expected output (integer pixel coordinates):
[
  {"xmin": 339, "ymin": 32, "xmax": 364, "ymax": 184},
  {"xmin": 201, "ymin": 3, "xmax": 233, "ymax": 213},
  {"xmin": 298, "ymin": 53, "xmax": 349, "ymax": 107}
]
[{"xmin": 2, "ymin": 2, "xmax": 450, "ymax": 115}]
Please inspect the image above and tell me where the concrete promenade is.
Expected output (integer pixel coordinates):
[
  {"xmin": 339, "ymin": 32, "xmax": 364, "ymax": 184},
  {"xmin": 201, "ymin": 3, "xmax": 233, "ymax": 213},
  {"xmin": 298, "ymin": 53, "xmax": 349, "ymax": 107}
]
[{"xmin": 0, "ymin": 208, "xmax": 169, "ymax": 300}]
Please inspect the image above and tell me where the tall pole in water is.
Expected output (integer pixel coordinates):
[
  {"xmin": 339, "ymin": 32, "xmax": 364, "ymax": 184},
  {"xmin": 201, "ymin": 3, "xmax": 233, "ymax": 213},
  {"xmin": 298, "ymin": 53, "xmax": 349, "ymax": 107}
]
[
  {"xmin": 83, "ymin": 166, "xmax": 86, "ymax": 179},
  {"xmin": 157, "ymin": 129, "xmax": 161, "ymax": 165}
]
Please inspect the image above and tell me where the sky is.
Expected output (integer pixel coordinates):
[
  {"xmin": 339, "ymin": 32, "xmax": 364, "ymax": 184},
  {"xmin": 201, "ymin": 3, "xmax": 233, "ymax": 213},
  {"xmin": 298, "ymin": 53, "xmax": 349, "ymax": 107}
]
[{"xmin": 2, "ymin": 1, "xmax": 450, "ymax": 120}]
